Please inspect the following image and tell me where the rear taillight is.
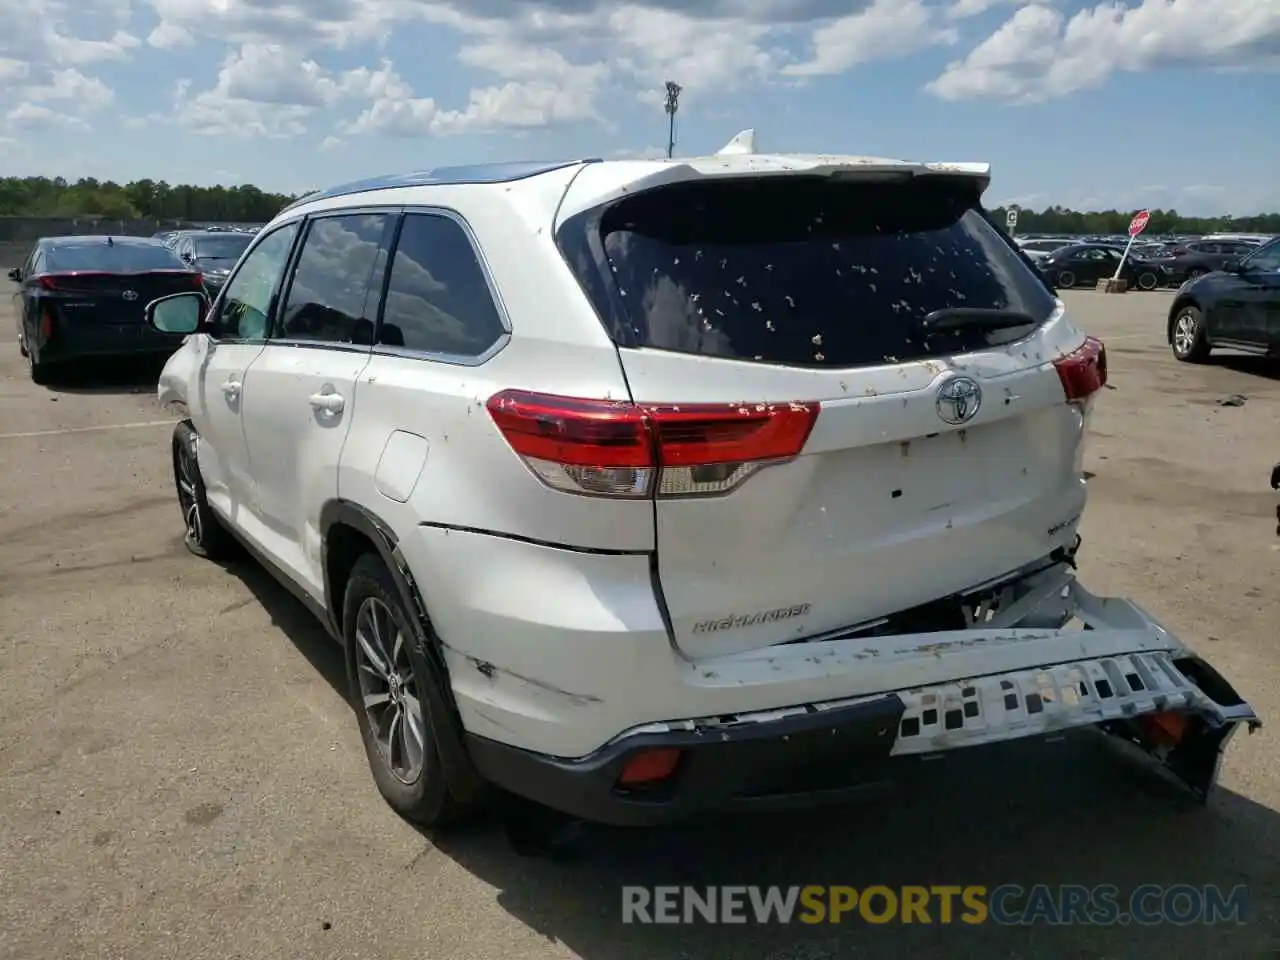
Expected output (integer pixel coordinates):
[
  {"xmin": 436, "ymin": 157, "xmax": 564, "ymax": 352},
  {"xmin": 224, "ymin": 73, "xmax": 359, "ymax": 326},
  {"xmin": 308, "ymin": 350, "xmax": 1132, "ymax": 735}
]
[
  {"xmin": 37, "ymin": 271, "xmax": 114, "ymax": 290},
  {"xmin": 485, "ymin": 390, "xmax": 820, "ymax": 499},
  {"xmin": 1053, "ymin": 336, "xmax": 1107, "ymax": 403},
  {"xmin": 40, "ymin": 307, "xmax": 54, "ymax": 339}
]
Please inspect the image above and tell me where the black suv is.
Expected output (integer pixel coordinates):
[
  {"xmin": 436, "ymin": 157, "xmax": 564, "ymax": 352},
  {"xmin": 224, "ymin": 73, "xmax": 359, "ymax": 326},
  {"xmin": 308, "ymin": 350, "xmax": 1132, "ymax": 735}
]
[{"xmin": 1168, "ymin": 237, "xmax": 1280, "ymax": 363}]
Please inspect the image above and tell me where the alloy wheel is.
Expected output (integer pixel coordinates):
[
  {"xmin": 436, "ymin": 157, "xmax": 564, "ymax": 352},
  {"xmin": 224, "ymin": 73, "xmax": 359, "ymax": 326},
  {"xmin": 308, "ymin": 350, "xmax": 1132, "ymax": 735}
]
[
  {"xmin": 1173, "ymin": 312, "xmax": 1199, "ymax": 356},
  {"xmin": 354, "ymin": 596, "xmax": 426, "ymax": 785},
  {"xmin": 176, "ymin": 440, "xmax": 203, "ymax": 547}
]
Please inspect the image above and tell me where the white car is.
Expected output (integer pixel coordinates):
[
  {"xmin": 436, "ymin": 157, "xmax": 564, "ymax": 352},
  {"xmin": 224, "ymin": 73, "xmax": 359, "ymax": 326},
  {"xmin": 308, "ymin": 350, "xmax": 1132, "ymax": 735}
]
[{"xmin": 147, "ymin": 135, "xmax": 1259, "ymax": 830}]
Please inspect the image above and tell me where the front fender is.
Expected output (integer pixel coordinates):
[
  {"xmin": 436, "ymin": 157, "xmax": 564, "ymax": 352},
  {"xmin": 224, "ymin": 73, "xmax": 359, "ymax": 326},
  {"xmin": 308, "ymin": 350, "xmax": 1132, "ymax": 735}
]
[{"xmin": 157, "ymin": 334, "xmax": 204, "ymax": 413}]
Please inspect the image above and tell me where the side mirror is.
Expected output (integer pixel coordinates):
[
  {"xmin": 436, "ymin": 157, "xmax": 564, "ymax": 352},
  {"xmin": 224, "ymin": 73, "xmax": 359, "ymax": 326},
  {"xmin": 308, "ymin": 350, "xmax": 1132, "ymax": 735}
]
[
  {"xmin": 145, "ymin": 291, "xmax": 208, "ymax": 335},
  {"xmin": 7, "ymin": 267, "xmax": 20, "ymax": 281}
]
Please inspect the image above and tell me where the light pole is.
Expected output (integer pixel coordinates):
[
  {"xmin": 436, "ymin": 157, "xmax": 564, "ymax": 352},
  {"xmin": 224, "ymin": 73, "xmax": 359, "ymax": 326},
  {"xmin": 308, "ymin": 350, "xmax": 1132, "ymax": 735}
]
[{"xmin": 663, "ymin": 81, "xmax": 682, "ymax": 159}]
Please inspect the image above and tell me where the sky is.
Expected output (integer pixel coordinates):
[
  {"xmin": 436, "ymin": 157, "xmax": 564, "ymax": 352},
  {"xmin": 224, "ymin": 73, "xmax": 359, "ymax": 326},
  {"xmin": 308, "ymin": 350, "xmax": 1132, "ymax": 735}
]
[{"xmin": 0, "ymin": 0, "xmax": 1277, "ymax": 215}]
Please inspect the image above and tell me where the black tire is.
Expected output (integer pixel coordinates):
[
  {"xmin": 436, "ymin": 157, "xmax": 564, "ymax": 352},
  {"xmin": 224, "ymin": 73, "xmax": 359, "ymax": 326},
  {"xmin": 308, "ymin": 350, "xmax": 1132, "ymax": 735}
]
[
  {"xmin": 343, "ymin": 553, "xmax": 485, "ymax": 827},
  {"xmin": 27, "ymin": 343, "xmax": 53, "ymax": 384},
  {"xmin": 172, "ymin": 420, "xmax": 237, "ymax": 559},
  {"xmin": 1056, "ymin": 270, "xmax": 1076, "ymax": 289},
  {"xmin": 1185, "ymin": 267, "xmax": 1207, "ymax": 282},
  {"xmin": 1136, "ymin": 271, "xmax": 1158, "ymax": 291},
  {"xmin": 1171, "ymin": 305, "xmax": 1211, "ymax": 363}
]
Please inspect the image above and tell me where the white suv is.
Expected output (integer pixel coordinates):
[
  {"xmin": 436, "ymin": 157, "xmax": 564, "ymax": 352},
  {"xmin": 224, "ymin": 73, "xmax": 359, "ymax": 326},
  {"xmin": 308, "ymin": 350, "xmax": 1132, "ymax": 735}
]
[{"xmin": 147, "ymin": 139, "xmax": 1258, "ymax": 829}]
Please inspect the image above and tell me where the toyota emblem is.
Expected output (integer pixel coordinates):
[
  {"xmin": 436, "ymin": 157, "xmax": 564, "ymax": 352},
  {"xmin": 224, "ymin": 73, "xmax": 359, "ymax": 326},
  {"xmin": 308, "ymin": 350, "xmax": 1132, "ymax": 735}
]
[
  {"xmin": 121, "ymin": 289, "xmax": 139, "ymax": 301},
  {"xmin": 935, "ymin": 376, "xmax": 982, "ymax": 425}
]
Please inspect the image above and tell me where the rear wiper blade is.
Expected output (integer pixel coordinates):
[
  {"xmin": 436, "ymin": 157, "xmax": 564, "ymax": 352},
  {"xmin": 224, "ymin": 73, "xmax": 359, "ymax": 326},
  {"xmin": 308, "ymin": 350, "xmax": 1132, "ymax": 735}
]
[{"xmin": 918, "ymin": 308, "xmax": 1037, "ymax": 334}]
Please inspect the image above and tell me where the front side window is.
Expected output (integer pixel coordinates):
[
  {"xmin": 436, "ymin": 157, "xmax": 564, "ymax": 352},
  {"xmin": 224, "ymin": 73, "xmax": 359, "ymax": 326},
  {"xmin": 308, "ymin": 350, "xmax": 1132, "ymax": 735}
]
[
  {"xmin": 212, "ymin": 221, "xmax": 300, "ymax": 342},
  {"xmin": 276, "ymin": 213, "xmax": 392, "ymax": 344},
  {"xmin": 376, "ymin": 213, "xmax": 506, "ymax": 356}
]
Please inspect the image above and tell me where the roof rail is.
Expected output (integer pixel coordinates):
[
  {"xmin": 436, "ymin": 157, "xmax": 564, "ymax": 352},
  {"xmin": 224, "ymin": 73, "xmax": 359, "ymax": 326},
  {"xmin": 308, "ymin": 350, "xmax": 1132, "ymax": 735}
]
[{"xmin": 279, "ymin": 159, "xmax": 600, "ymax": 214}]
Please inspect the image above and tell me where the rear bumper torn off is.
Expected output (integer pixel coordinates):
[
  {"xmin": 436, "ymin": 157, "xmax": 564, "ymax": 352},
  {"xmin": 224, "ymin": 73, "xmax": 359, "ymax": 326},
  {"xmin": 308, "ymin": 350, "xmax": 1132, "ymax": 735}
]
[{"xmin": 465, "ymin": 572, "xmax": 1260, "ymax": 825}]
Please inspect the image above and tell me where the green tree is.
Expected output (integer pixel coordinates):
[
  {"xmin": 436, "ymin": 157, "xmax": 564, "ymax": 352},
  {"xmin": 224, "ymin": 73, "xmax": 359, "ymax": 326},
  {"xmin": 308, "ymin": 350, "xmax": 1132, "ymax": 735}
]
[{"xmin": 0, "ymin": 175, "xmax": 298, "ymax": 221}]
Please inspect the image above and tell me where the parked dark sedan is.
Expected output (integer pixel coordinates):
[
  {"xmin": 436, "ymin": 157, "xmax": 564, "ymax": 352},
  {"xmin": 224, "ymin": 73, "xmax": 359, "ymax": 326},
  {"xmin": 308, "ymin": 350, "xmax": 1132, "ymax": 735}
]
[
  {"xmin": 1156, "ymin": 239, "xmax": 1262, "ymax": 284},
  {"xmin": 1036, "ymin": 242, "xmax": 1169, "ymax": 291},
  {"xmin": 169, "ymin": 230, "xmax": 253, "ymax": 297},
  {"xmin": 8, "ymin": 235, "xmax": 204, "ymax": 384},
  {"xmin": 1167, "ymin": 236, "xmax": 1280, "ymax": 363}
]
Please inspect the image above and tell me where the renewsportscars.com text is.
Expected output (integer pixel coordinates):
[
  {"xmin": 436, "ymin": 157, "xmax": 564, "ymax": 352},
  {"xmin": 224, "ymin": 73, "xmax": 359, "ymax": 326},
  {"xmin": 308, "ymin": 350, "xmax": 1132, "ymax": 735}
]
[{"xmin": 621, "ymin": 884, "xmax": 1248, "ymax": 926}]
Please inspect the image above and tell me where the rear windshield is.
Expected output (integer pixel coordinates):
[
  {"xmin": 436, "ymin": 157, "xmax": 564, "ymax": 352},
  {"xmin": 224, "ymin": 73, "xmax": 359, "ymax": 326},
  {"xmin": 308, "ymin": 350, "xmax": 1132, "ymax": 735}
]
[
  {"xmin": 562, "ymin": 176, "xmax": 1057, "ymax": 368},
  {"xmin": 194, "ymin": 235, "xmax": 252, "ymax": 260},
  {"xmin": 45, "ymin": 242, "xmax": 187, "ymax": 273}
]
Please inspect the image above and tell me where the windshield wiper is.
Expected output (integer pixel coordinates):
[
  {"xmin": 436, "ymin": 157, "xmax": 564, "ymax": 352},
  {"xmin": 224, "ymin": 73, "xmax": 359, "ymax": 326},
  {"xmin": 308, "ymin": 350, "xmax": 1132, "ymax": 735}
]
[{"xmin": 918, "ymin": 308, "xmax": 1037, "ymax": 334}]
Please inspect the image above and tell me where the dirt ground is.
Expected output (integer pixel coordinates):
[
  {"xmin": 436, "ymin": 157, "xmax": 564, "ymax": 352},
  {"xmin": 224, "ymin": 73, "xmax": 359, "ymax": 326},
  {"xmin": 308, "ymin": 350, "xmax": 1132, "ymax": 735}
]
[{"xmin": 1, "ymin": 287, "xmax": 1277, "ymax": 960}]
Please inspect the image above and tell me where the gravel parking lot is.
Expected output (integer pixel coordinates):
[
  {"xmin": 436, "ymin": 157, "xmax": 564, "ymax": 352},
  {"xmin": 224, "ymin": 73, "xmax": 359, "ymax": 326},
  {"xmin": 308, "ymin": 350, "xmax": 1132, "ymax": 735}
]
[{"xmin": 1, "ymin": 288, "xmax": 1277, "ymax": 960}]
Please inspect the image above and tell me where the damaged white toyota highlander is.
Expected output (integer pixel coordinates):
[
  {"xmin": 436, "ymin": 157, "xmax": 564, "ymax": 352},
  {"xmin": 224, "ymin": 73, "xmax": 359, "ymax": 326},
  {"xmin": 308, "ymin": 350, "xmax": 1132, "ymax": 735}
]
[{"xmin": 147, "ymin": 133, "xmax": 1259, "ymax": 829}]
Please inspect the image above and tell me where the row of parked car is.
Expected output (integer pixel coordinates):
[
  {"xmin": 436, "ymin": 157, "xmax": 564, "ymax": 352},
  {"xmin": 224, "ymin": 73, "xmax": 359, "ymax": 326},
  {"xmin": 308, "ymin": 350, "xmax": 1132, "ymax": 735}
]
[{"xmin": 1015, "ymin": 234, "xmax": 1275, "ymax": 291}]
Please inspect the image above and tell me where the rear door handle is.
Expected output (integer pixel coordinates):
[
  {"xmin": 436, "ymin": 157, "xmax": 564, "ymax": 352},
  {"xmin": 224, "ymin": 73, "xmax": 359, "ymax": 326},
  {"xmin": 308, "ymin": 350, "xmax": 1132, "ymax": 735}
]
[
  {"xmin": 221, "ymin": 378, "xmax": 242, "ymax": 399},
  {"xmin": 309, "ymin": 391, "xmax": 345, "ymax": 415}
]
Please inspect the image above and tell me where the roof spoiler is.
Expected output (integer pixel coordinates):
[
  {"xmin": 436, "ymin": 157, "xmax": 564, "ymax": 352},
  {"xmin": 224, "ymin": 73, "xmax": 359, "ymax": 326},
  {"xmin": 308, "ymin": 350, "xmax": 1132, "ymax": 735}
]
[{"xmin": 716, "ymin": 129, "xmax": 756, "ymax": 156}]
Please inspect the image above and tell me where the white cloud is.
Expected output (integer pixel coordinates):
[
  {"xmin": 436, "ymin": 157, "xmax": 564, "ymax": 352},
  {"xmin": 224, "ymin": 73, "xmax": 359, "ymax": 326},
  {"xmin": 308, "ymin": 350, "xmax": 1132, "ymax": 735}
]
[
  {"xmin": 6, "ymin": 102, "xmax": 87, "ymax": 130},
  {"xmin": 945, "ymin": 0, "xmax": 1025, "ymax": 20},
  {"xmin": 319, "ymin": 134, "xmax": 345, "ymax": 151},
  {"xmin": 22, "ymin": 68, "xmax": 115, "ymax": 111},
  {"xmin": 147, "ymin": 22, "xmax": 195, "ymax": 49},
  {"xmin": 929, "ymin": 0, "xmax": 1280, "ymax": 102},
  {"xmin": 783, "ymin": 0, "xmax": 957, "ymax": 76}
]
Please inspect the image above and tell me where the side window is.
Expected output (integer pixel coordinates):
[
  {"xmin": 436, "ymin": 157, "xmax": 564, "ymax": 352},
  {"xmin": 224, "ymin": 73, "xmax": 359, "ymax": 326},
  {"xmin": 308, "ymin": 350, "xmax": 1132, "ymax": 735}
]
[
  {"xmin": 212, "ymin": 222, "xmax": 301, "ymax": 342},
  {"xmin": 1243, "ymin": 239, "xmax": 1280, "ymax": 273},
  {"xmin": 376, "ymin": 213, "xmax": 506, "ymax": 356},
  {"xmin": 276, "ymin": 213, "xmax": 392, "ymax": 344}
]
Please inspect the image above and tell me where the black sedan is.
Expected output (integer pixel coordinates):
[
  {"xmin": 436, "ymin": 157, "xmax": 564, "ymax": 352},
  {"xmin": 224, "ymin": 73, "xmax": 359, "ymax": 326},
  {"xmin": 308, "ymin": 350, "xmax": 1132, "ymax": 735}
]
[
  {"xmin": 8, "ymin": 235, "xmax": 204, "ymax": 384},
  {"xmin": 1037, "ymin": 242, "xmax": 1169, "ymax": 291},
  {"xmin": 169, "ymin": 230, "xmax": 253, "ymax": 298},
  {"xmin": 1167, "ymin": 236, "xmax": 1280, "ymax": 363}
]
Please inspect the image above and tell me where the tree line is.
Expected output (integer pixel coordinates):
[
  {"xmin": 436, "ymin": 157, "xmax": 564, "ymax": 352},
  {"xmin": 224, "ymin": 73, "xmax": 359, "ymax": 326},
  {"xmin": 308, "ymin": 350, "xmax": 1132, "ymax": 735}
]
[
  {"xmin": 0, "ymin": 176, "xmax": 299, "ymax": 223},
  {"xmin": 1, "ymin": 175, "xmax": 1278, "ymax": 236},
  {"xmin": 990, "ymin": 205, "xmax": 1280, "ymax": 237}
]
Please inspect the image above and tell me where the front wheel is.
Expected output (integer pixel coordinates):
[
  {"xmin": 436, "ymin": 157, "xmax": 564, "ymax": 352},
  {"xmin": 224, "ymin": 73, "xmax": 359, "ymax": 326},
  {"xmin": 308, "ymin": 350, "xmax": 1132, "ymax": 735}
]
[
  {"xmin": 1171, "ymin": 306, "xmax": 1211, "ymax": 363},
  {"xmin": 344, "ymin": 554, "xmax": 486, "ymax": 827},
  {"xmin": 172, "ymin": 420, "xmax": 236, "ymax": 559},
  {"xmin": 1055, "ymin": 270, "xmax": 1077, "ymax": 289},
  {"xmin": 1136, "ymin": 271, "xmax": 1159, "ymax": 291}
]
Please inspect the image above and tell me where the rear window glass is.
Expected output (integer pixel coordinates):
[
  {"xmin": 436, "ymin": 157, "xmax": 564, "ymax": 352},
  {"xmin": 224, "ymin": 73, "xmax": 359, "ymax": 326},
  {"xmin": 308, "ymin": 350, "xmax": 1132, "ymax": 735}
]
[
  {"xmin": 193, "ymin": 235, "xmax": 252, "ymax": 260},
  {"xmin": 45, "ymin": 242, "xmax": 186, "ymax": 273},
  {"xmin": 565, "ymin": 177, "xmax": 1057, "ymax": 368}
]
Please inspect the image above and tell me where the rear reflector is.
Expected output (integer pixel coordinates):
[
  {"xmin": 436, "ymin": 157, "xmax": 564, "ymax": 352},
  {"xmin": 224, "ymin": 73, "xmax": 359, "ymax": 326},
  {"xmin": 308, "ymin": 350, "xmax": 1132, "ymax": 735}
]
[
  {"xmin": 1053, "ymin": 336, "xmax": 1107, "ymax": 402},
  {"xmin": 486, "ymin": 390, "xmax": 819, "ymax": 499},
  {"xmin": 616, "ymin": 748, "xmax": 682, "ymax": 787}
]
